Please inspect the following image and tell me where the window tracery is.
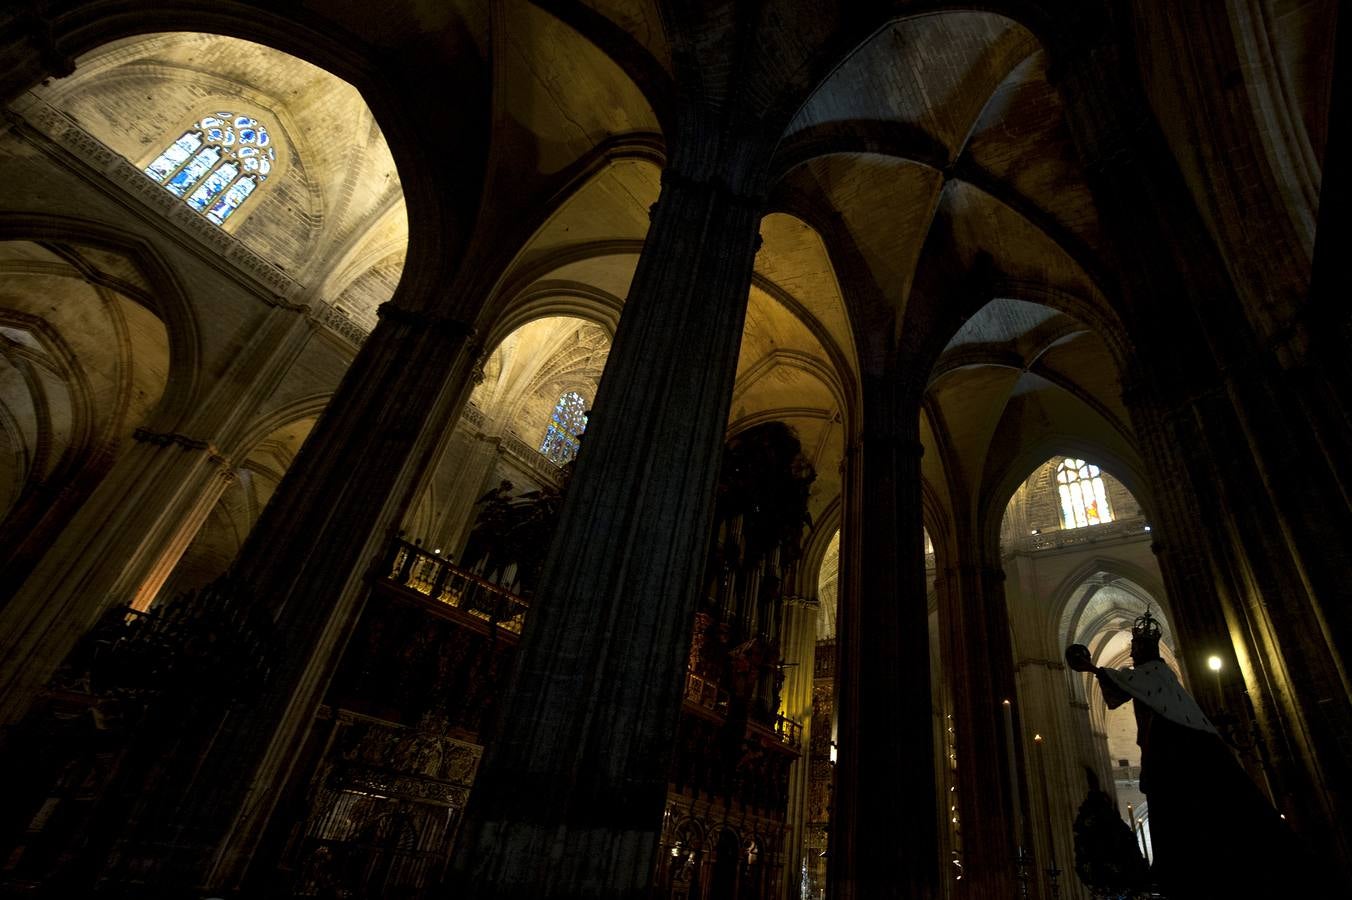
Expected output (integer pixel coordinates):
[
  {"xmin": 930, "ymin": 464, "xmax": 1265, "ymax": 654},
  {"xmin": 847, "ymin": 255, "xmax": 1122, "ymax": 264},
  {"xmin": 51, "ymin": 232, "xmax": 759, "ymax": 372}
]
[
  {"xmin": 1056, "ymin": 457, "xmax": 1114, "ymax": 528},
  {"xmin": 539, "ymin": 390, "xmax": 588, "ymax": 465},
  {"xmin": 144, "ymin": 112, "xmax": 275, "ymax": 225}
]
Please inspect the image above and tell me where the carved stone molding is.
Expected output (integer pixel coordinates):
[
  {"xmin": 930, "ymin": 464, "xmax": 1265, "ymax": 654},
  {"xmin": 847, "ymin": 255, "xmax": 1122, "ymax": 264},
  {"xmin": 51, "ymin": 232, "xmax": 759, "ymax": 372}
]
[
  {"xmin": 132, "ymin": 427, "xmax": 232, "ymax": 472},
  {"xmin": 376, "ymin": 301, "xmax": 476, "ymax": 340}
]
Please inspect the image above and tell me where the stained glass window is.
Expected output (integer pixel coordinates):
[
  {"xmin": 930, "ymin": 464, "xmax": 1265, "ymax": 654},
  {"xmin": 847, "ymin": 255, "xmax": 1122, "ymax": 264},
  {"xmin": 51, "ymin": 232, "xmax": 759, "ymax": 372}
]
[
  {"xmin": 1056, "ymin": 457, "xmax": 1114, "ymax": 529},
  {"xmin": 143, "ymin": 112, "xmax": 276, "ymax": 225},
  {"xmin": 539, "ymin": 391, "xmax": 588, "ymax": 465}
]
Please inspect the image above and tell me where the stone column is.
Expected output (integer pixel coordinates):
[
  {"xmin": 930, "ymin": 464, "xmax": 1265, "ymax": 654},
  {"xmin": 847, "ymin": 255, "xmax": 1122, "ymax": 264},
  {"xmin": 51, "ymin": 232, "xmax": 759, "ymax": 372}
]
[
  {"xmin": 201, "ymin": 295, "xmax": 484, "ymax": 888},
  {"xmin": 430, "ymin": 428, "xmax": 504, "ymax": 555},
  {"xmin": 451, "ymin": 161, "xmax": 767, "ymax": 898},
  {"xmin": 0, "ymin": 304, "xmax": 311, "ymax": 725},
  {"xmin": 938, "ymin": 558, "xmax": 1019, "ymax": 898},
  {"xmin": 1015, "ymin": 658, "xmax": 1088, "ymax": 900},
  {"xmin": 779, "ymin": 597, "xmax": 818, "ymax": 899},
  {"xmin": 53, "ymin": 270, "xmax": 486, "ymax": 895},
  {"xmin": 1300, "ymin": 6, "xmax": 1352, "ymax": 487},
  {"xmin": 830, "ymin": 381, "xmax": 939, "ymax": 900}
]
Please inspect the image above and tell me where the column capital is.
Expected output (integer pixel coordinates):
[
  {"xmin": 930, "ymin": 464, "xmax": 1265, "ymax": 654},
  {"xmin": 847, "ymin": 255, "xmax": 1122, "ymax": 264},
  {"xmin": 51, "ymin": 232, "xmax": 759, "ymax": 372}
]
[
  {"xmin": 858, "ymin": 429, "xmax": 924, "ymax": 458},
  {"xmin": 657, "ymin": 165, "xmax": 768, "ymax": 212},
  {"xmin": 376, "ymin": 302, "xmax": 477, "ymax": 340},
  {"xmin": 132, "ymin": 428, "xmax": 232, "ymax": 473},
  {"xmin": 945, "ymin": 562, "xmax": 1005, "ymax": 582}
]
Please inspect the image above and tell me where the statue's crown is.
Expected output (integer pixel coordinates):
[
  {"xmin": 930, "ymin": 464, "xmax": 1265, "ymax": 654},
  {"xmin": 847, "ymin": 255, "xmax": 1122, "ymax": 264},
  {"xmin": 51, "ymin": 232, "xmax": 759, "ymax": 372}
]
[{"xmin": 1132, "ymin": 609, "xmax": 1162, "ymax": 643}]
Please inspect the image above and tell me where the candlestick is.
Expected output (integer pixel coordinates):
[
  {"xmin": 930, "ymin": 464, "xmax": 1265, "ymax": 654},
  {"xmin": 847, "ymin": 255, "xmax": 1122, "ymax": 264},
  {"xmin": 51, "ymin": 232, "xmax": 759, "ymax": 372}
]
[
  {"xmin": 1002, "ymin": 699, "xmax": 1026, "ymax": 847},
  {"xmin": 1208, "ymin": 654, "xmax": 1226, "ymax": 713},
  {"xmin": 1034, "ymin": 733, "xmax": 1061, "ymax": 897}
]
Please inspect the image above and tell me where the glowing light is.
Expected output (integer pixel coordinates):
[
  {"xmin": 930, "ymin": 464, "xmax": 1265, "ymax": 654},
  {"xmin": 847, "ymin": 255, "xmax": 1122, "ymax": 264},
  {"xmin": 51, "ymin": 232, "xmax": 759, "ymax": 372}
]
[{"xmin": 1207, "ymin": 655, "xmax": 1223, "ymax": 672}]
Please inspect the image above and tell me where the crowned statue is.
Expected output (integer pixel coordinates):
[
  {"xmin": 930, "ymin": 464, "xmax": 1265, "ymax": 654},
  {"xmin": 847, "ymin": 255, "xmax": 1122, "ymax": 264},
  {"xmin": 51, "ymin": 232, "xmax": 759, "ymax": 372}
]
[{"xmin": 1066, "ymin": 611, "xmax": 1326, "ymax": 898}]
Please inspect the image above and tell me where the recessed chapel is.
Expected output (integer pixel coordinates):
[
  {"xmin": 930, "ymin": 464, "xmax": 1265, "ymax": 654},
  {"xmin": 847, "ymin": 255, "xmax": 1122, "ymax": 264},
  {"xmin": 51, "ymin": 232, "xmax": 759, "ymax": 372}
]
[{"xmin": 0, "ymin": 2, "xmax": 1346, "ymax": 898}]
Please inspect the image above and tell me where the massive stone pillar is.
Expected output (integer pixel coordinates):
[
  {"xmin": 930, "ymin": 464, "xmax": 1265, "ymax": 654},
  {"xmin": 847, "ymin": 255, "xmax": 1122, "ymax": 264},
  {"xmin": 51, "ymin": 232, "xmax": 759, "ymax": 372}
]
[
  {"xmin": 451, "ymin": 152, "xmax": 768, "ymax": 898},
  {"xmin": 0, "ymin": 303, "xmax": 311, "ymax": 725},
  {"xmin": 829, "ymin": 380, "xmax": 939, "ymax": 900},
  {"xmin": 1057, "ymin": 35, "xmax": 1352, "ymax": 879},
  {"xmin": 937, "ymin": 557, "xmax": 1019, "ymax": 898},
  {"xmin": 44, "ymin": 264, "xmax": 487, "ymax": 895}
]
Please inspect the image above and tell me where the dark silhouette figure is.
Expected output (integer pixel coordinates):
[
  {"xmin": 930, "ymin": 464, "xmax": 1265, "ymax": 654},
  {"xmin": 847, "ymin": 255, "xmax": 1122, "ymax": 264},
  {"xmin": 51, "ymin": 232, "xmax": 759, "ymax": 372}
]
[{"xmin": 1067, "ymin": 612, "xmax": 1326, "ymax": 898}]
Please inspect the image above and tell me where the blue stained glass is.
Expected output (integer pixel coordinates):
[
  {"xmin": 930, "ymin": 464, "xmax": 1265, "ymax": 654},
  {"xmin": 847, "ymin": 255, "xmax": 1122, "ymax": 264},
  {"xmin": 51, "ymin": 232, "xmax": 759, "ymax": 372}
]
[
  {"xmin": 146, "ymin": 112, "xmax": 273, "ymax": 226},
  {"xmin": 539, "ymin": 391, "xmax": 588, "ymax": 465},
  {"xmin": 166, "ymin": 146, "xmax": 222, "ymax": 196},
  {"xmin": 144, "ymin": 131, "xmax": 202, "ymax": 182},
  {"xmin": 206, "ymin": 175, "xmax": 257, "ymax": 224},
  {"xmin": 186, "ymin": 161, "xmax": 239, "ymax": 211}
]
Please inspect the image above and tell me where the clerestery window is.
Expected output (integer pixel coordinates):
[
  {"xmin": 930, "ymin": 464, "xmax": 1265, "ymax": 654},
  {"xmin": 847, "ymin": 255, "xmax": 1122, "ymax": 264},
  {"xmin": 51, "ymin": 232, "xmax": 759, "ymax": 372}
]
[
  {"xmin": 1056, "ymin": 457, "xmax": 1113, "ymax": 528},
  {"xmin": 539, "ymin": 390, "xmax": 588, "ymax": 465},
  {"xmin": 143, "ymin": 112, "xmax": 276, "ymax": 225}
]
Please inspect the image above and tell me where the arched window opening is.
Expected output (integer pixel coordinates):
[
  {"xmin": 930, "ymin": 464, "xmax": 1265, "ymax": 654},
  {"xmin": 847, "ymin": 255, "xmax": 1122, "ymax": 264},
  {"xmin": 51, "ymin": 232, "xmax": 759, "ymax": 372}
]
[
  {"xmin": 1056, "ymin": 457, "xmax": 1114, "ymax": 528},
  {"xmin": 144, "ymin": 112, "xmax": 276, "ymax": 225},
  {"xmin": 539, "ymin": 390, "xmax": 587, "ymax": 465}
]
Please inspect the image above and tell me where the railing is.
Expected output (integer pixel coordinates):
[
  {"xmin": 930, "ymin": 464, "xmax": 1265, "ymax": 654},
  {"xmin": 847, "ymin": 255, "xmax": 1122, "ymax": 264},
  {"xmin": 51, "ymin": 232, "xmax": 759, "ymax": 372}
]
[
  {"xmin": 461, "ymin": 402, "xmax": 486, "ymax": 430},
  {"xmin": 1014, "ymin": 517, "xmax": 1153, "ymax": 554},
  {"xmin": 814, "ymin": 639, "xmax": 836, "ymax": 679},
  {"xmin": 682, "ymin": 669, "xmax": 801, "ymax": 749},
  {"xmin": 772, "ymin": 713, "xmax": 803, "ymax": 749},
  {"xmin": 683, "ymin": 669, "xmax": 729, "ymax": 715},
  {"xmin": 383, "ymin": 540, "xmax": 530, "ymax": 634},
  {"xmin": 501, "ymin": 434, "xmax": 564, "ymax": 487}
]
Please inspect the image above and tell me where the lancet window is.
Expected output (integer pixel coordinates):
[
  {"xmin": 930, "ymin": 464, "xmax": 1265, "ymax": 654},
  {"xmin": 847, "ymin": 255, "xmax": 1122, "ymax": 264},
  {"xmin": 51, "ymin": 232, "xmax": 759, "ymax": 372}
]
[
  {"xmin": 1056, "ymin": 457, "xmax": 1113, "ymax": 528},
  {"xmin": 539, "ymin": 391, "xmax": 588, "ymax": 465},
  {"xmin": 143, "ymin": 112, "xmax": 276, "ymax": 225}
]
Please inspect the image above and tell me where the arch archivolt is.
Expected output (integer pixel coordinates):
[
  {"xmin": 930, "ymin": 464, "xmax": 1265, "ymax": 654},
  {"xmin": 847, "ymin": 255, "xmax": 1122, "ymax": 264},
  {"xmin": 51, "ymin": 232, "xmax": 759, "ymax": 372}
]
[
  {"xmin": 228, "ymin": 393, "xmax": 332, "ymax": 463},
  {"xmin": 1050, "ymin": 555, "xmax": 1173, "ymax": 653},
  {"xmin": 0, "ymin": 307, "xmax": 97, "ymax": 485},
  {"xmin": 0, "ymin": 214, "xmax": 200, "ymax": 425}
]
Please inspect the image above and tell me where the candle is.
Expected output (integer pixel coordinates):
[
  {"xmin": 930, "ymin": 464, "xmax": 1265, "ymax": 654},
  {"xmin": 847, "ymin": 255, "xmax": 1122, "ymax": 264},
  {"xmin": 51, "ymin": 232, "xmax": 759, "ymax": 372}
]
[
  {"xmin": 1034, "ymin": 733, "xmax": 1056, "ymax": 868},
  {"xmin": 1002, "ymin": 699, "xmax": 1025, "ymax": 847}
]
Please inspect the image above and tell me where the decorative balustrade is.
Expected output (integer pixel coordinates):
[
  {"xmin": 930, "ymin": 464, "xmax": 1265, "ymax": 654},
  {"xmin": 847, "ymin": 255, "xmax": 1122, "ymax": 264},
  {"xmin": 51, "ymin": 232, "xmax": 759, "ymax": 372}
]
[
  {"xmin": 682, "ymin": 669, "xmax": 801, "ymax": 750},
  {"xmin": 461, "ymin": 401, "xmax": 486, "ymax": 430},
  {"xmin": 772, "ymin": 713, "xmax": 803, "ymax": 749},
  {"xmin": 814, "ymin": 639, "xmax": 836, "ymax": 679},
  {"xmin": 382, "ymin": 539, "xmax": 529, "ymax": 633},
  {"xmin": 1014, "ymin": 517, "xmax": 1153, "ymax": 554},
  {"xmin": 683, "ymin": 669, "xmax": 730, "ymax": 715},
  {"xmin": 500, "ymin": 434, "xmax": 564, "ymax": 487}
]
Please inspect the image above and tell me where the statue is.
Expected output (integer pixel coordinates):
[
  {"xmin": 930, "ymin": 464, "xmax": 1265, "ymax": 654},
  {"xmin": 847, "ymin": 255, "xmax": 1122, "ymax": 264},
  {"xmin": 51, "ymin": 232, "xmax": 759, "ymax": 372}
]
[
  {"xmin": 1066, "ymin": 611, "xmax": 1326, "ymax": 898},
  {"xmin": 1071, "ymin": 769, "xmax": 1149, "ymax": 899}
]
